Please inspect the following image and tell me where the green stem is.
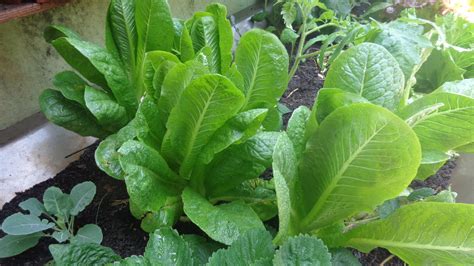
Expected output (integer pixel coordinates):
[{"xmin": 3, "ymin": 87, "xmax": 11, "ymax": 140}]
[{"xmin": 288, "ymin": 22, "xmax": 339, "ymax": 79}]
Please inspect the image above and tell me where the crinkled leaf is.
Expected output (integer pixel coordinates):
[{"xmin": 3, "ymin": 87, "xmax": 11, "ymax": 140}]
[
  {"xmin": 19, "ymin": 198, "xmax": 46, "ymax": 216},
  {"xmin": 183, "ymin": 234, "xmax": 222, "ymax": 265},
  {"xmin": 49, "ymin": 243, "xmax": 120, "ymax": 266},
  {"xmin": 69, "ymin": 181, "xmax": 96, "ymax": 216},
  {"xmin": 204, "ymin": 132, "xmax": 280, "ymax": 197},
  {"xmin": 135, "ymin": 0, "xmax": 174, "ymax": 67},
  {"xmin": 144, "ymin": 227, "xmax": 193, "ymax": 265},
  {"xmin": 118, "ymin": 140, "xmax": 182, "ymax": 224},
  {"xmin": 94, "ymin": 117, "xmax": 141, "ymax": 179},
  {"xmin": 113, "ymin": 255, "xmax": 150, "ymax": 266},
  {"xmin": 158, "ymin": 60, "xmax": 210, "ymax": 124},
  {"xmin": 162, "ymin": 74, "xmax": 245, "ymax": 178},
  {"xmin": 207, "ymin": 229, "xmax": 274, "ymax": 266},
  {"xmin": 298, "ymin": 104, "xmax": 421, "ymax": 231},
  {"xmin": 182, "ymin": 188, "xmax": 265, "ymax": 245},
  {"xmin": 273, "ymin": 235, "xmax": 331, "ymax": 266},
  {"xmin": 39, "ymin": 89, "xmax": 109, "ymax": 138},
  {"xmin": 172, "ymin": 19, "xmax": 195, "ymax": 62},
  {"xmin": 1, "ymin": 213, "xmax": 54, "ymax": 235},
  {"xmin": 0, "ymin": 233, "xmax": 44, "ymax": 258},
  {"xmin": 188, "ymin": 14, "xmax": 220, "ymax": 73},
  {"xmin": 324, "ymin": 43, "xmax": 405, "ymax": 111},
  {"xmin": 235, "ymin": 29, "xmax": 289, "ymax": 110},
  {"xmin": 107, "ymin": 0, "xmax": 137, "ymax": 72},
  {"xmin": 343, "ymin": 202, "xmax": 474, "ymax": 265},
  {"xmin": 84, "ymin": 86, "xmax": 129, "ymax": 132},
  {"xmin": 330, "ymin": 248, "xmax": 361, "ymax": 266},
  {"xmin": 206, "ymin": 3, "xmax": 233, "ymax": 74},
  {"xmin": 367, "ymin": 21, "xmax": 432, "ymax": 85},
  {"xmin": 199, "ymin": 108, "xmax": 268, "ymax": 165}
]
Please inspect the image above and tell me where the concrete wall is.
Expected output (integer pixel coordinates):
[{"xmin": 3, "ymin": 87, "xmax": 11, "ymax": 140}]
[{"xmin": 0, "ymin": 0, "xmax": 258, "ymax": 130}]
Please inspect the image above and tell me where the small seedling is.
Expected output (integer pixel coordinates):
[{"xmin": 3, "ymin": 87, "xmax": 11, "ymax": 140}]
[{"xmin": 0, "ymin": 181, "xmax": 102, "ymax": 258}]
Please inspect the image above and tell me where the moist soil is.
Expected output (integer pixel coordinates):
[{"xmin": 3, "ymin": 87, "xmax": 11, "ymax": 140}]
[{"xmin": 0, "ymin": 58, "xmax": 456, "ymax": 265}]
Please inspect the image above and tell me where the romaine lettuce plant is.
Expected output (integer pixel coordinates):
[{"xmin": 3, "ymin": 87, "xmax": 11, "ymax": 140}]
[
  {"xmin": 0, "ymin": 182, "xmax": 105, "ymax": 259},
  {"xmin": 92, "ymin": 3, "xmax": 289, "ymax": 243},
  {"xmin": 269, "ymin": 41, "xmax": 474, "ymax": 265},
  {"xmin": 39, "ymin": 0, "xmax": 191, "ymax": 138}
]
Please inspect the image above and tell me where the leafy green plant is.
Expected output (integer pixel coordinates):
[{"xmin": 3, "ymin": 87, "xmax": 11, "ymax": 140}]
[
  {"xmin": 39, "ymin": 0, "xmax": 191, "ymax": 138},
  {"xmin": 0, "ymin": 182, "xmax": 103, "ymax": 258},
  {"xmin": 270, "ymin": 40, "xmax": 474, "ymax": 264},
  {"xmin": 92, "ymin": 3, "xmax": 289, "ymax": 243}
]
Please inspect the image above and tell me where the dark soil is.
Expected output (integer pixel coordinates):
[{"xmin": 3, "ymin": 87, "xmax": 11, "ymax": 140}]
[
  {"xmin": 0, "ymin": 143, "xmax": 149, "ymax": 265},
  {"xmin": 0, "ymin": 57, "xmax": 457, "ymax": 266}
]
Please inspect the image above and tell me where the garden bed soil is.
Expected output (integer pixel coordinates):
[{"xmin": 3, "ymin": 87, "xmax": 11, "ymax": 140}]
[{"xmin": 0, "ymin": 59, "xmax": 456, "ymax": 265}]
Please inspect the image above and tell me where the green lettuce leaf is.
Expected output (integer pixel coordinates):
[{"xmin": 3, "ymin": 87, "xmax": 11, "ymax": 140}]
[
  {"xmin": 298, "ymin": 103, "xmax": 421, "ymax": 231},
  {"xmin": 343, "ymin": 202, "xmax": 474, "ymax": 265},
  {"xmin": 182, "ymin": 188, "xmax": 265, "ymax": 245},
  {"xmin": 324, "ymin": 43, "xmax": 405, "ymax": 111}
]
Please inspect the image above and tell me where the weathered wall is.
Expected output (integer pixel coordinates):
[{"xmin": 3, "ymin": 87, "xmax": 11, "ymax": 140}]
[{"xmin": 0, "ymin": 0, "xmax": 258, "ymax": 130}]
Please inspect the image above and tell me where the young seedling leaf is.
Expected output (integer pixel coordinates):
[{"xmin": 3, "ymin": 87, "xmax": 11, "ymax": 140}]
[
  {"xmin": 70, "ymin": 181, "xmax": 96, "ymax": 215},
  {"xmin": 1, "ymin": 213, "xmax": 54, "ymax": 235},
  {"xmin": 72, "ymin": 224, "xmax": 103, "ymax": 244},
  {"xmin": 0, "ymin": 233, "xmax": 44, "ymax": 258},
  {"xmin": 19, "ymin": 198, "xmax": 46, "ymax": 216},
  {"xmin": 52, "ymin": 230, "xmax": 70, "ymax": 243}
]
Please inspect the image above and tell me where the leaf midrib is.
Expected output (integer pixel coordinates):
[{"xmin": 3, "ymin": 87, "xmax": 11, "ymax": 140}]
[
  {"xmin": 349, "ymin": 238, "xmax": 474, "ymax": 252},
  {"xmin": 118, "ymin": 0, "xmax": 137, "ymax": 72},
  {"xmin": 244, "ymin": 36, "xmax": 263, "ymax": 108},
  {"xmin": 301, "ymin": 123, "xmax": 389, "ymax": 229},
  {"xmin": 181, "ymin": 83, "xmax": 219, "ymax": 168},
  {"xmin": 410, "ymin": 105, "xmax": 474, "ymax": 127}
]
